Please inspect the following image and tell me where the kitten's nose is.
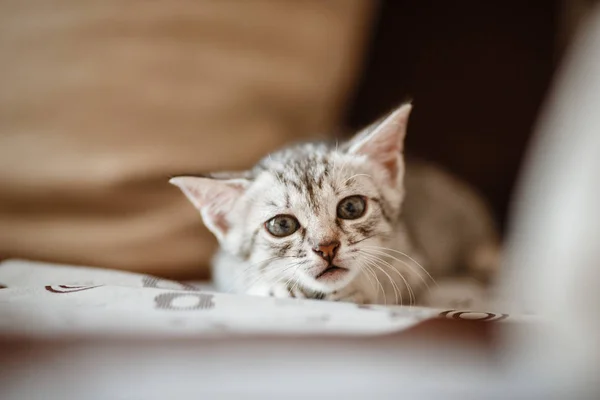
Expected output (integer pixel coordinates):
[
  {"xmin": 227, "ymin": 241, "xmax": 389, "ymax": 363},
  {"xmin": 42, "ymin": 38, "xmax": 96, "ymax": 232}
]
[{"xmin": 312, "ymin": 241, "xmax": 340, "ymax": 263}]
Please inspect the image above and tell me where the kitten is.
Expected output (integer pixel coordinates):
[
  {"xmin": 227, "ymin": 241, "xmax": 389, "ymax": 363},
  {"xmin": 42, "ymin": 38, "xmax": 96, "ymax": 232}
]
[{"xmin": 170, "ymin": 104, "xmax": 500, "ymax": 305}]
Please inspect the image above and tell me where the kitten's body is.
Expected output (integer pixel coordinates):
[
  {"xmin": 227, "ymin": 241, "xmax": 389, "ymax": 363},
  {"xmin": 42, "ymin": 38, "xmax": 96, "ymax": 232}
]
[
  {"xmin": 172, "ymin": 104, "xmax": 500, "ymax": 305},
  {"xmin": 211, "ymin": 157, "xmax": 498, "ymax": 305}
]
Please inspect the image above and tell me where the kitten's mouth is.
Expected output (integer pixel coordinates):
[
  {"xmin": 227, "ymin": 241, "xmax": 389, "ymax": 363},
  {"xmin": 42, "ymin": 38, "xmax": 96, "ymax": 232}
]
[{"xmin": 315, "ymin": 265, "xmax": 348, "ymax": 281}]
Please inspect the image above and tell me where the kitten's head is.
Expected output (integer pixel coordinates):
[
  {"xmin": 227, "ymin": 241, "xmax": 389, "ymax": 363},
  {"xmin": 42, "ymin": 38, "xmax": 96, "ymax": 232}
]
[{"xmin": 171, "ymin": 103, "xmax": 411, "ymax": 294}]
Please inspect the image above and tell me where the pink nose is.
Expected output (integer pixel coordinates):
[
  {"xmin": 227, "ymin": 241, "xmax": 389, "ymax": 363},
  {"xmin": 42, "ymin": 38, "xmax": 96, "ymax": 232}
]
[{"xmin": 312, "ymin": 241, "xmax": 340, "ymax": 262}]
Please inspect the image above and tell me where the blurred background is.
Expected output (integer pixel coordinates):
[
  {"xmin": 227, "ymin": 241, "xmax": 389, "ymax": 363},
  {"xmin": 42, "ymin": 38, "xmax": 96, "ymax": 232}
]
[{"xmin": 0, "ymin": 0, "xmax": 596, "ymax": 280}]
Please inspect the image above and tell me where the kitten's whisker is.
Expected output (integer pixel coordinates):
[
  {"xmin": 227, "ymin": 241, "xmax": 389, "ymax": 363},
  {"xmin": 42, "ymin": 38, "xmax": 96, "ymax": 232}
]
[
  {"xmin": 362, "ymin": 256, "xmax": 401, "ymax": 305},
  {"xmin": 241, "ymin": 260, "xmax": 304, "ymax": 293},
  {"xmin": 225, "ymin": 255, "xmax": 300, "ymax": 293},
  {"xmin": 341, "ymin": 173, "xmax": 372, "ymax": 186},
  {"xmin": 259, "ymin": 261, "xmax": 304, "ymax": 283},
  {"xmin": 363, "ymin": 246, "xmax": 433, "ymax": 279},
  {"xmin": 243, "ymin": 270, "xmax": 288, "ymax": 294},
  {"xmin": 229, "ymin": 255, "xmax": 295, "ymax": 284},
  {"xmin": 361, "ymin": 259, "xmax": 382, "ymax": 292},
  {"xmin": 360, "ymin": 251, "xmax": 416, "ymax": 306},
  {"xmin": 331, "ymin": 148, "xmax": 351, "ymax": 188},
  {"xmin": 226, "ymin": 264, "xmax": 273, "ymax": 293},
  {"xmin": 362, "ymin": 248, "xmax": 426, "ymax": 302},
  {"xmin": 362, "ymin": 252, "xmax": 433, "ymax": 297},
  {"xmin": 289, "ymin": 264, "xmax": 305, "ymax": 296},
  {"xmin": 239, "ymin": 255, "xmax": 285, "ymax": 274},
  {"xmin": 268, "ymin": 158, "xmax": 288, "ymax": 189},
  {"xmin": 274, "ymin": 261, "xmax": 305, "ymax": 288},
  {"xmin": 360, "ymin": 262, "xmax": 385, "ymax": 304},
  {"xmin": 290, "ymin": 275, "xmax": 301, "ymax": 295},
  {"xmin": 359, "ymin": 263, "xmax": 377, "ymax": 292},
  {"xmin": 282, "ymin": 267, "xmax": 298, "ymax": 289},
  {"xmin": 357, "ymin": 258, "xmax": 385, "ymax": 305},
  {"xmin": 347, "ymin": 230, "xmax": 394, "ymax": 247},
  {"xmin": 363, "ymin": 246, "xmax": 438, "ymax": 288},
  {"xmin": 361, "ymin": 252, "xmax": 407, "ymax": 301}
]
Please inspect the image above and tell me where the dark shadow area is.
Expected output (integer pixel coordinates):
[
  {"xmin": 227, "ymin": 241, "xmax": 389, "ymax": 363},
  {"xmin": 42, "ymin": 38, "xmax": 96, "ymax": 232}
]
[{"xmin": 344, "ymin": 0, "xmax": 559, "ymax": 232}]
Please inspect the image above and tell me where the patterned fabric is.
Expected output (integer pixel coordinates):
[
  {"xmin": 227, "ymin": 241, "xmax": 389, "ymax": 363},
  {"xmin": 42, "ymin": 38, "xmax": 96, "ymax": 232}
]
[{"xmin": 0, "ymin": 259, "xmax": 532, "ymax": 339}]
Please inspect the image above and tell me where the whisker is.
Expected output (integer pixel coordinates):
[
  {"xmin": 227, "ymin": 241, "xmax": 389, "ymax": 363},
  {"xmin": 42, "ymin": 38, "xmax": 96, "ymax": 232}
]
[
  {"xmin": 359, "ymin": 260, "xmax": 385, "ymax": 304},
  {"xmin": 241, "ymin": 260, "xmax": 305, "ymax": 293},
  {"xmin": 361, "ymin": 248, "xmax": 429, "ymax": 303},
  {"xmin": 277, "ymin": 261, "xmax": 306, "ymax": 288},
  {"xmin": 331, "ymin": 148, "xmax": 352, "ymax": 188},
  {"xmin": 348, "ymin": 230, "xmax": 394, "ymax": 247},
  {"xmin": 341, "ymin": 173, "xmax": 372, "ymax": 186},
  {"xmin": 288, "ymin": 261, "xmax": 308, "ymax": 297},
  {"xmin": 225, "ymin": 255, "xmax": 300, "ymax": 293},
  {"xmin": 361, "ymin": 256, "xmax": 401, "ymax": 305},
  {"xmin": 363, "ymin": 246, "xmax": 437, "ymax": 288},
  {"xmin": 359, "ymin": 263, "xmax": 377, "ymax": 292},
  {"xmin": 360, "ymin": 251, "xmax": 416, "ymax": 306},
  {"xmin": 357, "ymin": 258, "xmax": 386, "ymax": 305},
  {"xmin": 290, "ymin": 274, "xmax": 302, "ymax": 295}
]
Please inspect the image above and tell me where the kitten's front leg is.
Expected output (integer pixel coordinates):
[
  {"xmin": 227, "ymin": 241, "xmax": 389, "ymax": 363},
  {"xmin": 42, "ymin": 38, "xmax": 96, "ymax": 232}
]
[
  {"xmin": 324, "ymin": 281, "xmax": 375, "ymax": 305},
  {"xmin": 246, "ymin": 283, "xmax": 307, "ymax": 299},
  {"xmin": 325, "ymin": 289, "xmax": 368, "ymax": 304}
]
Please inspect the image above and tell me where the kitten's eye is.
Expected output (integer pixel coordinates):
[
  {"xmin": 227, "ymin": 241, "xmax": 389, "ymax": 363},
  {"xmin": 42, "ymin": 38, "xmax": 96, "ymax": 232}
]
[
  {"xmin": 337, "ymin": 196, "xmax": 366, "ymax": 220},
  {"xmin": 265, "ymin": 215, "xmax": 300, "ymax": 237}
]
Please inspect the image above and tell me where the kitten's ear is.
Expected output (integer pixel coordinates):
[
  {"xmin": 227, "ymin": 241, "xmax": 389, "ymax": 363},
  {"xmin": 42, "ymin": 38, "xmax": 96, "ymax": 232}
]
[
  {"xmin": 169, "ymin": 176, "xmax": 250, "ymax": 241},
  {"xmin": 347, "ymin": 103, "xmax": 412, "ymax": 179}
]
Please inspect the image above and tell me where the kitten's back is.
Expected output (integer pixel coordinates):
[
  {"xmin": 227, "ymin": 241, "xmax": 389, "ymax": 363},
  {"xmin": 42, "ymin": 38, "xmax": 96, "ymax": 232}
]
[{"xmin": 402, "ymin": 158, "xmax": 500, "ymax": 281}]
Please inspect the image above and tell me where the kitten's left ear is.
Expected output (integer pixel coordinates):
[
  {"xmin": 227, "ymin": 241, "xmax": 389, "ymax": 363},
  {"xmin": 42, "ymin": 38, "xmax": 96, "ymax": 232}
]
[
  {"xmin": 169, "ymin": 176, "xmax": 249, "ymax": 241},
  {"xmin": 347, "ymin": 103, "xmax": 412, "ymax": 180}
]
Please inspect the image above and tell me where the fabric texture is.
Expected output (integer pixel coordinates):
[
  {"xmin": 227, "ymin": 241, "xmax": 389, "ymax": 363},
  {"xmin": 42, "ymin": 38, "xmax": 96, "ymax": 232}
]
[{"xmin": 0, "ymin": 259, "xmax": 522, "ymax": 339}]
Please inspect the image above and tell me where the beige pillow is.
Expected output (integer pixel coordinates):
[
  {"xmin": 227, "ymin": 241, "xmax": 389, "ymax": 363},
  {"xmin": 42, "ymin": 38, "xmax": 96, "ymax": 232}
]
[{"xmin": 0, "ymin": 0, "xmax": 375, "ymax": 279}]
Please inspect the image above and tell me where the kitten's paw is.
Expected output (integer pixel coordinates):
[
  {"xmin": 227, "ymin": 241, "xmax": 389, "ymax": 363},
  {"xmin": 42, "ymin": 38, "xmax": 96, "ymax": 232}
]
[
  {"xmin": 287, "ymin": 285, "xmax": 309, "ymax": 299},
  {"xmin": 325, "ymin": 287, "xmax": 371, "ymax": 305},
  {"xmin": 269, "ymin": 284, "xmax": 295, "ymax": 298},
  {"xmin": 246, "ymin": 283, "xmax": 306, "ymax": 299}
]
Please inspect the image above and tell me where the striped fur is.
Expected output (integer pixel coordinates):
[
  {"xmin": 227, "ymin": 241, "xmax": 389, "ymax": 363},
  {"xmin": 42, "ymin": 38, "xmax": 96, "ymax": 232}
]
[{"xmin": 171, "ymin": 104, "xmax": 500, "ymax": 305}]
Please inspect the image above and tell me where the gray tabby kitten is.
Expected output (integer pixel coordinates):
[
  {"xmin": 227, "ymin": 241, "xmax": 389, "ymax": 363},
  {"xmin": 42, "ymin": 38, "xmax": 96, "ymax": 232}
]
[{"xmin": 171, "ymin": 104, "xmax": 499, "ymax": 305}]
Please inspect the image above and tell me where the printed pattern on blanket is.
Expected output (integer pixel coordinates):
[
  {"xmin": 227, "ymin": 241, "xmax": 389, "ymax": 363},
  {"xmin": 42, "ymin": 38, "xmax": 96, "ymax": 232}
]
[{"xmin": 0, "ymin": 260, "xmax": 521, "ymax": 339}]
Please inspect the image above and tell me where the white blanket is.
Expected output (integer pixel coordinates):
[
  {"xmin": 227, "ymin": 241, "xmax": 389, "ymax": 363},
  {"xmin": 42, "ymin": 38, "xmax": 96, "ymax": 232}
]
[{"xmin": 0, "ymin": 259, "xmax": 519, "ymax": 339}]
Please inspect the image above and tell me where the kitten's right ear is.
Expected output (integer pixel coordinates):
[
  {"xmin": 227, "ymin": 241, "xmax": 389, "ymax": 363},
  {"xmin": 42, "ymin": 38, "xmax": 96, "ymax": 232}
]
[{"xmin": 169, "ymin": 176, "xmax": 249, "ymax": 241}]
